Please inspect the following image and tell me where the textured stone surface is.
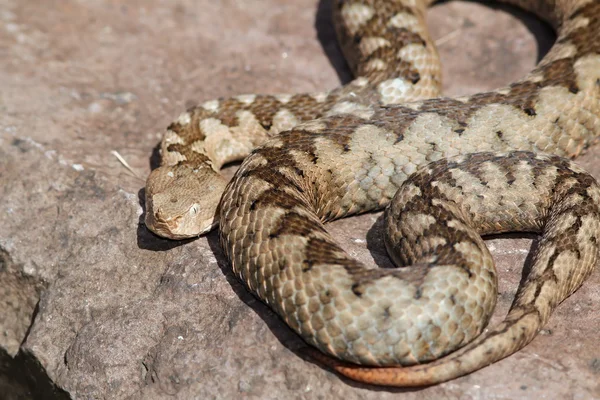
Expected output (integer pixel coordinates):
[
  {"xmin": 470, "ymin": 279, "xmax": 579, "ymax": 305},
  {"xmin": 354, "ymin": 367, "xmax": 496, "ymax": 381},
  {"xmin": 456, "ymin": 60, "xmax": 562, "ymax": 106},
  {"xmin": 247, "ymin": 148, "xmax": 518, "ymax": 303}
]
[{"xmin": 0, "ymin": 0, "xmax": 599, "ymax": 399}]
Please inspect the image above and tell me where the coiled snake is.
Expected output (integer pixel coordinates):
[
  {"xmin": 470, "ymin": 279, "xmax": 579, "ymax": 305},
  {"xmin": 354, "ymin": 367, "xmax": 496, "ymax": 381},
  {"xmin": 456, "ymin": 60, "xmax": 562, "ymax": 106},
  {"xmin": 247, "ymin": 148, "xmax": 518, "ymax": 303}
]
[{"xmin": 144, "ymin": 0, "xmax": 600, "ymax": 386}]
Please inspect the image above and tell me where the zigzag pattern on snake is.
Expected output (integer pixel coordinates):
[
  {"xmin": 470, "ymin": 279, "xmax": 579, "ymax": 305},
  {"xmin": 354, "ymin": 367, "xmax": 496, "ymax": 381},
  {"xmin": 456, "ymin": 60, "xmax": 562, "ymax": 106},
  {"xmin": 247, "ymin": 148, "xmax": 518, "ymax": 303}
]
[{"xmin": 145, "ymin": 0, "xmax": 600, "ymax": 386}]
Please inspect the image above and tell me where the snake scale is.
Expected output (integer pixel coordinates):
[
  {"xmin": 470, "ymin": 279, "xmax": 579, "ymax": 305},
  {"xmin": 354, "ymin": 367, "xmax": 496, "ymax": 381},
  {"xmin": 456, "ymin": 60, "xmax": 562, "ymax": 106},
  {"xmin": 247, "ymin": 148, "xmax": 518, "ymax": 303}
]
[{"xmin": 144, "ymin": 0, "xmax": 600, "ymax": 386}]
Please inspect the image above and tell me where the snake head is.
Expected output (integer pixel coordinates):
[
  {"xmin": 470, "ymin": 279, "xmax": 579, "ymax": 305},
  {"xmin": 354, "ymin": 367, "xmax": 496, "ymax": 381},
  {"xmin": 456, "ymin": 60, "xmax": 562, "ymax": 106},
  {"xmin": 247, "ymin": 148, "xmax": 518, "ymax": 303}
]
[{"xmin": 144, "ymin": 164, "xmax": 228, "ymax": 239}]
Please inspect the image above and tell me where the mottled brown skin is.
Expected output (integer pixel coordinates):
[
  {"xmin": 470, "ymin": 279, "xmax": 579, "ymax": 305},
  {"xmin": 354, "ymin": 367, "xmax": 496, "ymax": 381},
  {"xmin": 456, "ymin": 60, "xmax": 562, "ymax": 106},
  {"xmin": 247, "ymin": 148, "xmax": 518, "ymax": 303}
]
[
  {"xmin": 145, "ymin": 0, "xmax": 442, "ymax": 238},
  {"xmin": 146, "ymin": 0, "xmax": 600, "ymax": 387},
  {"xmin": 312, "ymin": 151, "xmax": 600, "ymax": 386}
]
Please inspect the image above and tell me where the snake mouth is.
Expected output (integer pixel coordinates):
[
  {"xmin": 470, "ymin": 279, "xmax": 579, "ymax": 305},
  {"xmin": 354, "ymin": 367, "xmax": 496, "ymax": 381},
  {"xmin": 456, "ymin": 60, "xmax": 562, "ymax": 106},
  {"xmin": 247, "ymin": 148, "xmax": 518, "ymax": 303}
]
[
  {"xmin": 148, "ymin": 215, "xmax": 189, "ymax": 240},
  {"xmin": 145, "ymin": 198, "xmax": 217, "ymax": 239}
]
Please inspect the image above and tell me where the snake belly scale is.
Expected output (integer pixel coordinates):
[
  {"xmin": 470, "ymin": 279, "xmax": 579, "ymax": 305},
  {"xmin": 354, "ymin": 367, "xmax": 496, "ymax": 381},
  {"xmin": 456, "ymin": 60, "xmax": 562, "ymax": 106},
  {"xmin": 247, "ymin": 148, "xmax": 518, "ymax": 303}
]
[{"xmin": 145, "ymin": 0, "xmax": 600, "ymax": 386}]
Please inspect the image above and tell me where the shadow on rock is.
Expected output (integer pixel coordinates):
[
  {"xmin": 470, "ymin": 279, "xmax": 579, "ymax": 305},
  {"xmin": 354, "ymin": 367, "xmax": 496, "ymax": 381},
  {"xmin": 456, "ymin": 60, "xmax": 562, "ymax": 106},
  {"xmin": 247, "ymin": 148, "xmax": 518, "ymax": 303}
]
[{"xmin": 315, "ymin": 0, "xmax": 353, "ymax": 85}]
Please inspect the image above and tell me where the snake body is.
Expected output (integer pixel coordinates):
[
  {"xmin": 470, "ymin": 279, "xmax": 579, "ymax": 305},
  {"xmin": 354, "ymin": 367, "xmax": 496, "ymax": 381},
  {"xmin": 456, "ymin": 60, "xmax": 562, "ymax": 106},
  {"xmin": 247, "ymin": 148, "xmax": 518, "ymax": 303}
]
[{"xmin": 145, "ymin": 0, "xmax": 600, "ymax": 386}]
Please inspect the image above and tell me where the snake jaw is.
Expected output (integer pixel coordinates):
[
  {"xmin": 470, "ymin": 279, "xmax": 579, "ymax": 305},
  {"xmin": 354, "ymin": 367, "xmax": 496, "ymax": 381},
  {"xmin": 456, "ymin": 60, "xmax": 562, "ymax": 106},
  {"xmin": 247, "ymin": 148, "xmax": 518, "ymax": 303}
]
[{"xmin": 144, "ymin": 164, "xmax": 227, "ymax": 239}]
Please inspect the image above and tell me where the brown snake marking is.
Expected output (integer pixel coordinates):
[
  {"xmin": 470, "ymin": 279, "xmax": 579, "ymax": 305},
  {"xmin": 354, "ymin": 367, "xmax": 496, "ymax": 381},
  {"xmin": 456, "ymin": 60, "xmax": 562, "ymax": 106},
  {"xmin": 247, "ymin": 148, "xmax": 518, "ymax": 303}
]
[{"xmin": 145, "ymin": 0, "xmax": 600, "ymax": 386}]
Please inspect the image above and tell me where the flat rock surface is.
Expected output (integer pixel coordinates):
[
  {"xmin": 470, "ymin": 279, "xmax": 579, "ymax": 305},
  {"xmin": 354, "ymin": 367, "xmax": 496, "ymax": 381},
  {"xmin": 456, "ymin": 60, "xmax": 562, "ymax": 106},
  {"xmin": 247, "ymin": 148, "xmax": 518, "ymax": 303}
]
[{"xmin": 1, "ymin": 1, "xmax": 599, "ymax": 399}]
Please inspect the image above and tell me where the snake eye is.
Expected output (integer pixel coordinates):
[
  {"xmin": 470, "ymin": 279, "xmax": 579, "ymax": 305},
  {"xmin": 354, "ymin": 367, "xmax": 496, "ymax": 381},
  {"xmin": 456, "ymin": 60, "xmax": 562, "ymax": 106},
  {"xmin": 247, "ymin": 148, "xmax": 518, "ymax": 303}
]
[{"xmin": 191, "ymin": 206, "xmax": 198, "ymax": 215}]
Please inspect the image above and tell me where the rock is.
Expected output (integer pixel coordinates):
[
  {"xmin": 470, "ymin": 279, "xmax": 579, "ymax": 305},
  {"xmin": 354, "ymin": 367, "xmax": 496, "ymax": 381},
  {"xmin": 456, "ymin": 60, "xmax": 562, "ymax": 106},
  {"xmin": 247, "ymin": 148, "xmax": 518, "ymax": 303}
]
[{"xmin": 1, "ymin": 0, "xmax": 599, "ymax": 399}]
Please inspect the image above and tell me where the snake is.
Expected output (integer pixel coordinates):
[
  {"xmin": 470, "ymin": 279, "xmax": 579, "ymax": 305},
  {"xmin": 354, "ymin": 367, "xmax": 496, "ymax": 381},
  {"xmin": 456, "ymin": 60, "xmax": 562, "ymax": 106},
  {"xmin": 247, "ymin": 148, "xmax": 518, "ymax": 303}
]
[{"xmin": 144, "ymin": 0, "xmax": 600, "ymax": 387}]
